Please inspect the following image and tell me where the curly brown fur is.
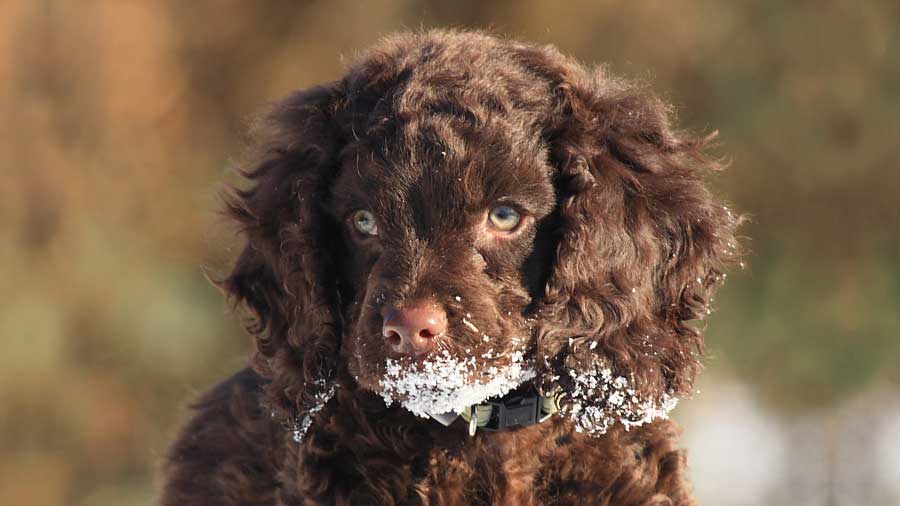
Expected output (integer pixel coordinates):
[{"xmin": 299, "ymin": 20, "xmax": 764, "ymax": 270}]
[{"xmin": 161, "ymin": 29, "xmax": 741, "ymax": 506}]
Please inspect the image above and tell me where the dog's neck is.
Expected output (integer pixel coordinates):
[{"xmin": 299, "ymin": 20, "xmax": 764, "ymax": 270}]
[
  {"xmin": 281, "ymin": 380, "xmax": 562, "ymax": 444},
  {"xmin": 282, "ymin": 385, "xmax": 578, "ymax": 505},
  {"xmin": 427, "ymin": 383, "xmax": 563, "ymax": 436}
]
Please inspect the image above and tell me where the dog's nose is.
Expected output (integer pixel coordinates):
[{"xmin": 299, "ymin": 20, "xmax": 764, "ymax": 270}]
[{"xmin": 382, "ymin": 302, "xmax": 447, "ymax": 357}]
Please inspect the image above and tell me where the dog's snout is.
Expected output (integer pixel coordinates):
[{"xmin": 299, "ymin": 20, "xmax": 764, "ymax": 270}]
[{"xmin": 382, "ymin": 301, "xmax": 447, "ymax": 357}]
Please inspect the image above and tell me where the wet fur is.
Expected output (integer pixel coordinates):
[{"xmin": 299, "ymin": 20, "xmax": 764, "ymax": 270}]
[{"xmin": 161, "ymin": 29, "xmax": 741, "ymax": 506}]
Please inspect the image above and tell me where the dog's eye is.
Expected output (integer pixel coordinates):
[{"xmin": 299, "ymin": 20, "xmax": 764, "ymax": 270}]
[
  {"xmin": 488, "ymin": 205, "xmax": 521, "ymax": 232},
  {"xmin": 351, "ymin": 210, "xmax": 379, "ymax": 236}
]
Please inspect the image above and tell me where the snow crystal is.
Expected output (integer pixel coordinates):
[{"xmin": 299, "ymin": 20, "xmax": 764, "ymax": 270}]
[
  {"xmin": 608, "ymin": 391, "xmax": 625, "ymax": 406},
  {"xmin": 462, "ymin": 318, "xmax": 480, "ymax": 333},
  {"xmin": 562, "ymin": 358, "xmax": 678, "ymax": 435},
  {"xmin": 379, "ymin": 350, "xmax": 535, "ymax": 419},
  {"xmin": 289, "ymin": 379, "xmax": 338, "ymax": 443}
]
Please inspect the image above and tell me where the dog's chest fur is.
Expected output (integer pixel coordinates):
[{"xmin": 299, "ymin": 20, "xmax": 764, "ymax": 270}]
[
  {"xmin": 162, "ymin": 370, "xmax": 695, "ymax": 506},
  {"xmin": 278, "ymin": 384, "xmax": 695, "ymax": 506}
]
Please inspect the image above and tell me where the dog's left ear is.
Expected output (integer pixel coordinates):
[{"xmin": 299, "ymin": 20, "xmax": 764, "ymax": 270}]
[{"xmin": 528, "ymin": 56, "xmax": 742, "ymax": 404}]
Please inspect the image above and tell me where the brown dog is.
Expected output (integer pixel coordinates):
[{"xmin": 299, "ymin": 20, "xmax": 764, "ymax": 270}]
[{"xmin": 161, "ymin": 29, "xmax": 741, "ymax": 506}]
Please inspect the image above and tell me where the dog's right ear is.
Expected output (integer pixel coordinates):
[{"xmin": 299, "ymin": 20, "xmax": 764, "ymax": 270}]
[{"xmin": 219, "ymin": 84, "xmax": 345, "ymax": 422}]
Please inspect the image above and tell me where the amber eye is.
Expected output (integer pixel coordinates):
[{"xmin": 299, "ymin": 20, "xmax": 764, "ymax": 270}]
[
  {"xmin": 351, "ymin": 210, "xmax": 378, "ymax": 236},
  {"xmin": 487, "ymin": 205, "xmax": 521, "ymax": 232}
]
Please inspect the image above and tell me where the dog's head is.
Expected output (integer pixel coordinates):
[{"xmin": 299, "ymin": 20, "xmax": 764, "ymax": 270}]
[{"xmin": 222, "ymin": 30, "xmax": 741, "ymax": 434}]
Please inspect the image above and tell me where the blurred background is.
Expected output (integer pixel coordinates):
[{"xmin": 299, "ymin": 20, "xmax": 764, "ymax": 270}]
[{"xmin": 1, "ymin": 1, "xmax": 898, "ymax": 505}]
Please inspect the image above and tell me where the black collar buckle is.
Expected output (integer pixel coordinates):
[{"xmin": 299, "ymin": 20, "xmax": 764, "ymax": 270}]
[{"xmin": 479, "ymin": 390, "xmax": 542, "ymax": 432}]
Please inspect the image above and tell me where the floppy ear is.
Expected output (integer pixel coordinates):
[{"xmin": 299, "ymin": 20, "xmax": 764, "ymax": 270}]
[
  {"xmin": 220, "ymin": 84, "xmax": 345, "ymax": 431},
  {"xmin": 527, "ymin": 58, "xmax": 742, "ymax": 432}
]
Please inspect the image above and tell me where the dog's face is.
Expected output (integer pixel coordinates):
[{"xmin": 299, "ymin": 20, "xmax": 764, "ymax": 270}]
[
  {"xmin": 327, "ymin": 128, "xmax": 557, "ymax": 415},
  {"xmin": 223, "ymin": 30, "xmax": 741, "ymax": 433}
]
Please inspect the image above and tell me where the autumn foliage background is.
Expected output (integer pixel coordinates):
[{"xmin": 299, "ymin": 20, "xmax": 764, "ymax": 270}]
[{"xmin": 2, "ymin": 2, "xmax": 898, "ymax": 505}]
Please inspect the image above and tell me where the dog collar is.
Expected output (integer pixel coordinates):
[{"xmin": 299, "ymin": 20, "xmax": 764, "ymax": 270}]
[
  {"xmin": 431, "ymin": 386, "xmax": 564, "ymax": 436},
  {"xmin": 283, "ymin": 385, "xmax": 564, "ymax": 443}
]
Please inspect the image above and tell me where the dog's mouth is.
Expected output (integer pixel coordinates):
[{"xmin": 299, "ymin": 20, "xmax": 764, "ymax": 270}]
[{"xmin": 377, "ymin": 349, "xmax": 536, "ymax": 419}]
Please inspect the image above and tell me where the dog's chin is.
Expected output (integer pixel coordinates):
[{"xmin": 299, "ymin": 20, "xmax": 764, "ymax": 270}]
[{"xmin": 374, "ymin": 350, "xmax": 536, "ymax": 419}]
